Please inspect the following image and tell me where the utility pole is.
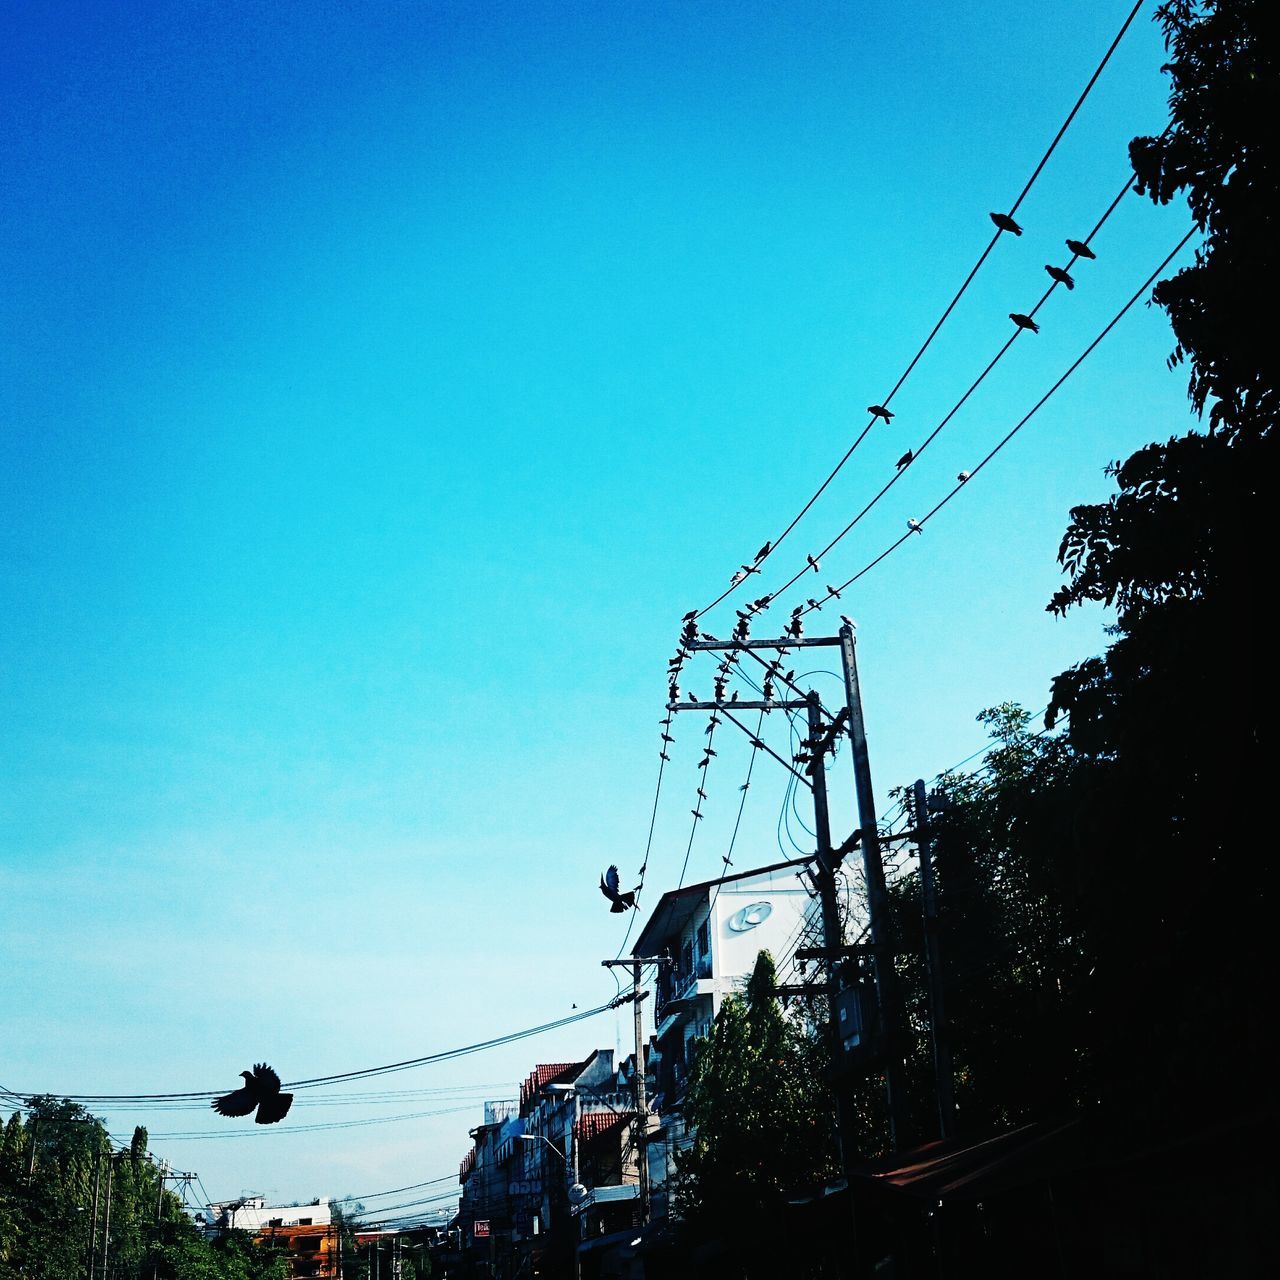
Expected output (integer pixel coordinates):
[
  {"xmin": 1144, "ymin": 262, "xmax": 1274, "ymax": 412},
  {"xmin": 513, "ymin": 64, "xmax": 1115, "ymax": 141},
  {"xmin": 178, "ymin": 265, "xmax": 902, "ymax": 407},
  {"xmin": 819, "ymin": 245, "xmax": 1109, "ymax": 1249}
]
[
  {"xmin": 85, "ymin": 1152, "xmax": 101, "ymax": 1280},
  {"xmin": 99, "ymin": 1156, "xmax": 115, "ymax": 1280},
  {"xmin": 914, "ymin": 779, "xmax": 955, "ymax": 1139},
  {"xmin": 839, "ymin": 622, "xmax": 908, "ymax": 1147},
  {"xmin": 601, "ymin": 956, "xmax": 667, "ymax": 1228},
  {"xmin": 672, "ymin": 627, "xmax": 905, "ymax": 1151},
  {"xmin": 805, "ymin": 690, "xmax": 850, "ymax": 1173},
  {"xmin": 151, "ymin": 1161, "xmax": 168, "ymax": 1280}
]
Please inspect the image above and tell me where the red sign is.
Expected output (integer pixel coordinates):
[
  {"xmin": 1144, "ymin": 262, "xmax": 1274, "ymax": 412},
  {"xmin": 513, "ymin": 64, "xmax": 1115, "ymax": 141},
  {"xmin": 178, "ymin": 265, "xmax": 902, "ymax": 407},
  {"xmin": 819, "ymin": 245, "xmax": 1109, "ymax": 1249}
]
[{"xmin": 473, "ymin": 1220, "xmax": 490, "ymax": 1239}]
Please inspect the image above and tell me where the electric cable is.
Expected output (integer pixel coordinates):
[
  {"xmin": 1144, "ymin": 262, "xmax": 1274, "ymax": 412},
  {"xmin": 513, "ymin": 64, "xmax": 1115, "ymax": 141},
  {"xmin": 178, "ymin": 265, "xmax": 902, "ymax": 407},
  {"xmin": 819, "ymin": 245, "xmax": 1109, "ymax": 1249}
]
[
  {"xmin": 693, "ymin": 0, "xmax": 1146, "ymax": 619},
  {"xmin": 799, "ymin": 228, "xmax": 1196, "ymax": 611}
]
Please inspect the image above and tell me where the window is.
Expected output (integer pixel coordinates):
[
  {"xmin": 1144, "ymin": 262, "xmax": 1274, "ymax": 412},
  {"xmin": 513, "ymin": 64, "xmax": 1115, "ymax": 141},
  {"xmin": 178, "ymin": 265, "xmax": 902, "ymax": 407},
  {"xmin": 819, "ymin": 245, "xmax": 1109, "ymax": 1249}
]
[
  {"xmin": 297, "ymin": 1218, "xmax": 312, "ymax": 1226},
  {"xmin": 696, "ymin": 919, "xmax": 709, "ymax": 955}
]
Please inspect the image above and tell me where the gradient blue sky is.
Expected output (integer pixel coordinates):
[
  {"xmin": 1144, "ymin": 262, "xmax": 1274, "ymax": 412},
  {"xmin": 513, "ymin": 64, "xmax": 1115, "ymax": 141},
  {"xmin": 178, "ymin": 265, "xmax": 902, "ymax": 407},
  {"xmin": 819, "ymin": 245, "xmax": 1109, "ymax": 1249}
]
[{"xmin": 2, "ymin": 0, "xmax": 1192, "ymax": 1209}]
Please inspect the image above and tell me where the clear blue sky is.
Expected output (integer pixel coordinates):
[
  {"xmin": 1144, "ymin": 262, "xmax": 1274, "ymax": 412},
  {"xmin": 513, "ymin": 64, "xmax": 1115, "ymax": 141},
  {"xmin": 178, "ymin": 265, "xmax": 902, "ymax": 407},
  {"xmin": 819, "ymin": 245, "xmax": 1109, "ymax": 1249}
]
[{"xmin": 2, "ymin": 0, "xmax": 1191, "ymax": 1208}]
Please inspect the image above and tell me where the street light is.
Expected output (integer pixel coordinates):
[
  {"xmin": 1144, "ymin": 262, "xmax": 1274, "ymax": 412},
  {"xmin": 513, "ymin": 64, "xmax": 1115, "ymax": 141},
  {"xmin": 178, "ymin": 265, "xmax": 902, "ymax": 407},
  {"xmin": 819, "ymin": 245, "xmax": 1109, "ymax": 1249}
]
[{"xmin": 517, "ymin": 1130, "xmax": 584, "ymax": 1280}]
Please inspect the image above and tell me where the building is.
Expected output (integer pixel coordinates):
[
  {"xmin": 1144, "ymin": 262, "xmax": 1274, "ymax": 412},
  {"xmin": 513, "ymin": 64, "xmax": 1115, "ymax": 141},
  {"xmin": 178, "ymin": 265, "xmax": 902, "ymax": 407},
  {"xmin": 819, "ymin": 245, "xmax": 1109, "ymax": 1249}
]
[
  {"xmin": 453, "ymin": 1052, "xmax": 654, "ymax": 1278},
  {"xmin": 206, "ymin": 1198, "xmax": 337, "ymax": 1279},
  {"xmin": 632, "ymin": 858, "xmax": 820, "ymax": 1223}
]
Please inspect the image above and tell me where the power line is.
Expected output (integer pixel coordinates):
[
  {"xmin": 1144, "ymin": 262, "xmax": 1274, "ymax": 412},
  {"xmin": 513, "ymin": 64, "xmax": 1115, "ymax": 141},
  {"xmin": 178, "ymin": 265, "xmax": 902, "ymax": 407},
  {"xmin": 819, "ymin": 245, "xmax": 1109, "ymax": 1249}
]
[
  {"xmin": 337, "ymin": 1174, "xmax": 461, "ymax": 1204},
  {"xmin": 144, "ymin": 1104, "xmax": 479, "ymax": 1140},
  {"xmin": 4, "ymin": 998, "xmax": 630, "ymax": 1102},
  {"xmin": 708, "ymin": 708, "xmax": 766, "ymax": 912},
  {"xmin": 798, "ymin": 228, "xmax": 1198, "ymax": 610},
  {"xmin": 692, "ymin": 0, "xmax": 1145, "ymax": 620},
  {"xmin": 754, "ymin": 159, "xmax": 1145, "ymax": 616}
]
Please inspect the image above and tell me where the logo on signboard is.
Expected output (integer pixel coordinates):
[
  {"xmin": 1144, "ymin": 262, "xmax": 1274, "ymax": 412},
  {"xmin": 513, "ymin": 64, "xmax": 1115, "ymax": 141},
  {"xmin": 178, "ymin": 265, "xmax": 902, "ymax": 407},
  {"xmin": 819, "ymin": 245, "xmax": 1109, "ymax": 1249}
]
[
  {"xmin": 473, "ymin": 1220, "xmax": 490, "ymax": 1238},
  {"xmin": 727, "ymin": 901, "xmax": 773, "ymax": 932}
]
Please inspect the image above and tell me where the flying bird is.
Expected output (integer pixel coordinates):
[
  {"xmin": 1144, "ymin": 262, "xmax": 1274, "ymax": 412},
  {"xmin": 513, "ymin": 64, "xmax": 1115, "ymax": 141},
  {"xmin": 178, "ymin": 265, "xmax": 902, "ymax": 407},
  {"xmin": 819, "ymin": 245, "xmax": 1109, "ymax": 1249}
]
[
  {"xmin": 1010, "ymin": 313, "xmax": 1040, "ymax": 333},
  {"xmin": 896, "ymin": 450, "xmax": 913, "ymax": 469},
  {"xmin": 599, "ymin": 865, "xmax": 637, "ymax": 913},
  {"xmin": 957, "ymin": 470, "xmax": 971, "ymax": 483},
  {"xmin": 867, "ymin": 404, "xmax": 894, "ymax": 422},
  {"xmin": 1044, "ymin": 265, "xmax": 1075, "ymax": 289},
  {"xmin": 989, "ymin": 212, "xmax": 1023, "ymax": 236},
  {"xmin": 212, "ymin": 1064, "xmax": 294, "ymax": 1125},
  {"xmin": 1065, "ymin": 239, "xmax": 1096, "ymax": 260},
  {"xmin": 907, "ymin": 517, "xmax": 923, "ymax": 534},
  {"xmin": 806, "ymin": 554, "xmax": 820, "ymax": 573}
]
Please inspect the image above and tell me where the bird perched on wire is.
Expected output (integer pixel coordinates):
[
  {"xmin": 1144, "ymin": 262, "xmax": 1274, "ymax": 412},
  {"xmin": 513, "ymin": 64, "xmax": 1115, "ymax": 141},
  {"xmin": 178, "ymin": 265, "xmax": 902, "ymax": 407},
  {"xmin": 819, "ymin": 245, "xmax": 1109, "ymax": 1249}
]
[
  {"xmin": 1044, "ymin": 265, "xmax": 1075, "ymax": 290},
  {"xmin": 1065, "ymin": 238, "xmax": 1096, "ymax": 260},
  {"xmin": 1010, "ymin": 313, "xmax": 1040, "ymax": 333},
  {"xmin": 896, "ymin": 449, "xmax": 914, "ymax": 469},
  {"xmin": 867, "ymin": 404, "xmax": 893, "ymax": 423},
  {"xmin": 907, "ymin": 517, "xmax": 923, "ymax": 534},
  {"xmin": 212, "ymin": 1064, "xmax": 294, "ymax": 1125},
  {"xmin": 826, "ymin": 584, "xmax": 842, "ymax": 600},
  {"xmin": 729, "ymin": 569, "xmax": 747, "ymax": 587},
  {"xmin": 754, "ymin": 541, "xmax": 772, "ymax": 562},
  {"xmin": 989, "ymin": 211, "xmax": 1023, "ymax": 236},
  {"xmin": 806, "ymin": 554, "xmax": 820, "ymax": 574},
  {"xmin": 600, "ymin": 865, "xmax": 637, "ymax": 913},
  {"xmin": 957, "ymin": 470, "xmax": 971, "ymax": 483}
]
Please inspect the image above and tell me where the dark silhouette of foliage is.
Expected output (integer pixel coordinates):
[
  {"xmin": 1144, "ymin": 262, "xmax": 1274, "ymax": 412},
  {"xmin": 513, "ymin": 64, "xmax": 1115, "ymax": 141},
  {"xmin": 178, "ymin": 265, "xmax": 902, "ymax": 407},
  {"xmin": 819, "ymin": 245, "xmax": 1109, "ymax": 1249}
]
[
  {"xmin": 0, "ymin": 1100, "xmax": 284, "ymax": 1280},
  {"xmin": 1034, "ymin": 0, "xmax": 1276, "ymax": 1138},
  {"xmin": 673, "ymin": 951, "xmax": 836, "ymax": 1269}
]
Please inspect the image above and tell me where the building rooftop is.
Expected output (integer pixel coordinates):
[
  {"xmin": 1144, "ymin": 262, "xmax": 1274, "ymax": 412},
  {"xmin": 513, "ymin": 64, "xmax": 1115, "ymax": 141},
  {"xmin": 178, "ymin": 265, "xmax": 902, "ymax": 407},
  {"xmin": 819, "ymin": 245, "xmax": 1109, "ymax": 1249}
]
[{"xmin": 632, "ymin": 857, "xmax": 810, "ymax": 955}]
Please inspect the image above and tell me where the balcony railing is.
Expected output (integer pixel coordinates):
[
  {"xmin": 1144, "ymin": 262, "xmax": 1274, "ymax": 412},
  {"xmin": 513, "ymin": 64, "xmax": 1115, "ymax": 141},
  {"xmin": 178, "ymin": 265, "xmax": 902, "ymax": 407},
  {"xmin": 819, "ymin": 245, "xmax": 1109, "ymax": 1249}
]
[{"xmin": 654, "ymin": 955, "xmax": 712, "ymax": 1026}]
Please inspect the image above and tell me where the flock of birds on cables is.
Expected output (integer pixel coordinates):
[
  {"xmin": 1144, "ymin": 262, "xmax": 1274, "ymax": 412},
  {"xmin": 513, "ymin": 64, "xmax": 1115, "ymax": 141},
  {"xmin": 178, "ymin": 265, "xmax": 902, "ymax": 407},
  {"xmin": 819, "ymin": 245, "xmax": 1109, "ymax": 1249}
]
[
  {"xmin": 154, "ymin": 5, "xmax": 1167, "ymax": 1117},
  {"xmin": 593, "ymin": 220, "xmax": 1110, "ymax": 921},
  {"xmin": 598, "ymin": 0, "xmax": 1191, "ymax": 928}
]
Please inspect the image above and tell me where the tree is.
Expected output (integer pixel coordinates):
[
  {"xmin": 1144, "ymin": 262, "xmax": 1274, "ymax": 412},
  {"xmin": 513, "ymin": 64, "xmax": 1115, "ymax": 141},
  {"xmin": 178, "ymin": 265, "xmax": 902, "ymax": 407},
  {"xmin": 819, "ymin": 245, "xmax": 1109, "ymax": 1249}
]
[
  {"xmin": 673, "ymin": 951, "xmax": 836, "ymax": 1271},
  {"xmin": 1040, "ymin": 0, "xmax": 1276, "ymax": 1136},
  {"xmin": 0, "ymin": 1101, "xmax": 285, "ymax": 1280}
]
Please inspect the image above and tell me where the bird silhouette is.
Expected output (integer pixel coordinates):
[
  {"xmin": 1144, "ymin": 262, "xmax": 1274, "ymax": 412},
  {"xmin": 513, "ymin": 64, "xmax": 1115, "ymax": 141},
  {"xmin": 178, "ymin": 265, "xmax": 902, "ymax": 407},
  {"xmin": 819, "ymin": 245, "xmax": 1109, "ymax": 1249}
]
[
  {"xmin": 682, "ymin": 609, "xmax": 697, "ymax": 621},
  {"xmin": 867, "ymin": 404, "xmax": 894, "ymax": 422},
  {"xmin": 957, "ymin": 470, "xmax": 971, "ymax": 483},
  {"xmin": 754, "ymin": 541, "xmax": 771, "ymax": 561},
  {"xmin": 1044, "ymin": 265, "xmax": 1075, "ymax": 289},
  {"xmin": 730, "ymin": 570, "xmax": 746, "ymax": 586},
  {"xmin": 907, "ymin": 517, "xmax": 923, "ymax": 534},
  {"xmin": 806, "ymin": 554, "xmax": 820, "ymax": 573},
  {"xmin": 1065, "ymin": 239, "xmax": 1096, "ymax": 260},
  {"xmin": 212, "ymin": 1064, "xmax": 293, "ymax": 1125},
  {"xmin": 896, "ymin": 450, "xmax": 913, "ymax": 469},
  {"xmin": 1010, "ymin": 313, "xmax": 1040, "ymax": 333},
  {"xmin": 989, "ymin": 212, "xmax": 1023, "ymax": 236},
  {"xmin": 600, "ymin": 865, "xmax": 637, "ymax": 912}
]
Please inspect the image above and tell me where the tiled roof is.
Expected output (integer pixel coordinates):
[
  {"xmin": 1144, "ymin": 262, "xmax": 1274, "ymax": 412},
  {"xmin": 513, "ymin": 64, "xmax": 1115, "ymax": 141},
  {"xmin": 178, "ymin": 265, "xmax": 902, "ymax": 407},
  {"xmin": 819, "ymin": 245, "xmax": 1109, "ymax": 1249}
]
[
  {"xmin": 575, "ymin": 1111, "xmax": 634, "ymax": 1142},
  {"xmin": 519, "ymin": 1062, "xmax": 581, "ymax": 1111}
]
